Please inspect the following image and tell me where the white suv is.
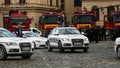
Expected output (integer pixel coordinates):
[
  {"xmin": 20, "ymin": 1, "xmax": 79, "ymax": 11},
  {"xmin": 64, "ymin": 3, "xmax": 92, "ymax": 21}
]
[
  {"xmin": 0, "ymin": 28, "xmax": 34, "ymax": 60},
  {"xmin": 47, "ymin": 27, "xmax": 89, "ymax": 52}
]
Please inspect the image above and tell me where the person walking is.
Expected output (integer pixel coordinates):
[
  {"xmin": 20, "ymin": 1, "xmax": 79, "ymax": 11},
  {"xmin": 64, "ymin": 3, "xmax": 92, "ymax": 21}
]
[{"xmin": 14, "ymin": 24, "xmax": 23, "ymax": 37}]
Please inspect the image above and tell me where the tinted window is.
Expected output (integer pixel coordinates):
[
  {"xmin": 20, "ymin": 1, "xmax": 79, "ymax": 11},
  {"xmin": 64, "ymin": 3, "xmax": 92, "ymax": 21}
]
[
  {"xmin": 74, "ymin": 0, "xmax": 82, "ymax": 7},
  {"xmin": 73, "ymin": 15, "xmax": 95, "ymax": 23},
  {"xmin": 59, "ymin": 28, "xmax": 80, "ymax": 35},
  {"xmin": 0, "ymin": 30, "xmax": 15, "ymax": 37},
  {"xmin": 41, "ymin": 15, "xmax": 61, "ymax": 24},
  {"xmin": 25, "ymin": 32, "xmax": 39, "ymax": 37},
  {"xmin": 11, "ymin": 18, "xmax": 27, "ymax": 24}
]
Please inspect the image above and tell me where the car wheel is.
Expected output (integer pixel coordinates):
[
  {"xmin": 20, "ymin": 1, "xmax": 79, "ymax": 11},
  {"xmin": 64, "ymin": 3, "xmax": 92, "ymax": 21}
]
[
  {"xmin": 21, "ymin": 54, "xmax": 32, "ymax": 59},
  {"xmin": 58, "ymin": 41, "xmax": 64, "ymax": 53},
  {"xmin": 0, "ymin": 46, "xmax": 7, "ymax": 60},
  {"xmin": 117, "ymin": 46, "xmax": 120, "ymax": 59},
  {"xmin": 83, "ymin": 49, "xmax": 88, "ymax": 53},
  {"xmin": 47, "ymin": 41, "xmax": 52, "ymax": 52}
]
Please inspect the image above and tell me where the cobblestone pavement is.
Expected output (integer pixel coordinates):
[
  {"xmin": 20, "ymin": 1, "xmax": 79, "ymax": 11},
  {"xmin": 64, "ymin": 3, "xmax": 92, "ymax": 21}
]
[{"xmin": 0, "ymin": 41, "xmax": 120, "ymax": 68}]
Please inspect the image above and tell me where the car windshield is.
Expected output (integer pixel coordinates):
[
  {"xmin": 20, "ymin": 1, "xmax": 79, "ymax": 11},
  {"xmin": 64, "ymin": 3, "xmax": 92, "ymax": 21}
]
[
  {"xmin": 113, "ymin": 13, "xmax": 120, "ymax": 23},
  {"xmin": 59, "ymin": 28, "xmax": 81, "ymax": 35},
  {"xmin": 41, "ymin": 15, "xmax": 61, "ymax": 24},
  {"xmin": 25, "ymin": 32, "xmax": 39, "ymax": 37},
  {"xmin": 73, "ymin": 15, "xmax": 95, "ymax": 23},
  {"xmin": 11, "ymin": 18, "xmax": 27, "ymax": 24},
  {"xmin": 0, "ymin": 30, "xmax": 15, "ymax": 37}
]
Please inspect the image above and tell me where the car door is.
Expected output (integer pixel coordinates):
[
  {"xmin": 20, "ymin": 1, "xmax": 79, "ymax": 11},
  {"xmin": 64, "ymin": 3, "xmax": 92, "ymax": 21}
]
[{"xmin": 49, "ymin": 29, "xmax": 59, "ymax": 47}]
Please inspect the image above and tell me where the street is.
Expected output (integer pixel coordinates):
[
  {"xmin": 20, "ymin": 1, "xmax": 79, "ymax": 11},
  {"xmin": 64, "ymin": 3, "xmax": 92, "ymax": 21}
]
[{"xmin": 0, "ymin": 41, "xmax": 120, "ymax": 68}]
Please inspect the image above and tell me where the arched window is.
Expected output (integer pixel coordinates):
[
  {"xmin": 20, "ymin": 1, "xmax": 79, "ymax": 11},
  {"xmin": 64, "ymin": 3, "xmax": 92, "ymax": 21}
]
[
  {"xmin": 19, "ymin": 0, "xmax": 26, "ymax": 5},
  {"xmin": 50, "ymin": 0, "xmax": 52, "ymax": 6},
  {"xmin": 91, "ymin": 5, "xmax": 99, "ymax": 21}
]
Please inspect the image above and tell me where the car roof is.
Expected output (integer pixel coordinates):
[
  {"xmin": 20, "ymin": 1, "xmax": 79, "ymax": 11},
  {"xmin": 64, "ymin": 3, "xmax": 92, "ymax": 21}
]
[
  {"xmin": 55, "ymin": 27, "xmax": 76, "ymax": 30},
  {"xmin": 0, "ymin": 28, "xmax": 7, "ymax": 30},
  {"xmin": 0, "ymin": 28, "xmax": 8, "ymax": 31},
  {"xmin": 22, "ymin": 31, "xmax": 32, "ymax": 33}
]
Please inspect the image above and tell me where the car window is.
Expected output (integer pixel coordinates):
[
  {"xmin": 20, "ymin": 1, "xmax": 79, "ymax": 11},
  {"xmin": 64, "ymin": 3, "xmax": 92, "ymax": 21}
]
[
  {"xmin": 25, "ymin": 32, "xmax": 39, "ymax": 37},
  {"xmin": 0, "ymin": 30, "xmax": 15, "ymax": 37},
  {"xmin": 53, "ymin": 29, "xmax": 59, "ymax": 35},
  {"xmin": 59, "ymin": 28, "xmax": 80, "ymax": 35},
  {"xmin": 32, "ymin": 29, "xmax": 38, "ymax": 33}
]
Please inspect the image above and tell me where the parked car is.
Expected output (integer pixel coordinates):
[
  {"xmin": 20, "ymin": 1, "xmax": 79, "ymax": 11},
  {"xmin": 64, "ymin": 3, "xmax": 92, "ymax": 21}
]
[
  {"xmin": 115, "ymin": 37, "xmax": 120, "ymax": 58},
  {"xmin": 30, "ymin": 28, "xmax": 42, "ymax": 36},
  {"xmin": 0, "ymin": 28, "xmax": 35, "ymax": 60},
  {"xmin": 22, "ymin": 31, "xmax": 47, "ymax": 48},
  {"xmin": 47, "ymin": 27, "xmax": 89, "ymax": 52}
]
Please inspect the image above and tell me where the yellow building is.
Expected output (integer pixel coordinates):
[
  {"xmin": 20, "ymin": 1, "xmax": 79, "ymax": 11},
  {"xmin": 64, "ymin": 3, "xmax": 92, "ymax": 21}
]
[
  {"xmin": 82, "ymin": 0, "xmax": 120, "ymax": 26},
  {"xmin": 0, "ymin": 0, "xmax": 120, "ymax": 28},
  {"xmin": 0, "ymin": 0, "xmax": 61, "ymax": 28}
]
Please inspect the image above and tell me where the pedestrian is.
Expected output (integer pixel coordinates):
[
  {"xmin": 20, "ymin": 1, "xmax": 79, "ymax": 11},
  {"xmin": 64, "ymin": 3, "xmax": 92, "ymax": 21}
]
[
  {"xmin": 101, "ymin": 26, "xmax": 107, "ymax": 41},
  {"xmin": 89, "ymin": 27, "xmax": 95, "ymax": 43},
  {"xmin": 14, "ymin": 24, "xmax": 23, "ymax": 37},
  {"xmin": 94, "ymin": 26, "xmax": 99, "ymax": 43}
]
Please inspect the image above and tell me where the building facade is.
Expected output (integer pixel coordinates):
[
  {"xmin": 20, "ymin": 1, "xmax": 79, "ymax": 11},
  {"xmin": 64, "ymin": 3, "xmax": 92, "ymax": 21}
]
[
  {"xmin": 0, "ymin": 0, "xmax": 120, "ymax": 28},
  {"xmin": 82, "ymin": 0, "xmax": 120, "ymax": 26},
  {"xmin": 0, "ymin": 0, "xmax": 61, "ymax": 28}
]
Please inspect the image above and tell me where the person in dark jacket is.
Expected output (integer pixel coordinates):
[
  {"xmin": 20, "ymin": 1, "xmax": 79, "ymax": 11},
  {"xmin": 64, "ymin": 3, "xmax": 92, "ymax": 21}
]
[
  {"xmin": 94, "ymin": 26, "xmax": 99, "ymax": 43},
  {"xmin": 14, "ymin": 24, "xmax": 23, "ymax": 37},
  {"xmin": 89, "ymin": 27, "xmax": 95, "ymax": 43},
  {"xmin": 101, "ymin": 26, "xmax": 107, "ymax": 41}
]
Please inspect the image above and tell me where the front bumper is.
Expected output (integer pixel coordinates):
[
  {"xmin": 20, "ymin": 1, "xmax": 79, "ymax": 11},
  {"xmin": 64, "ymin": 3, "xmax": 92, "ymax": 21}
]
[
  {"xmin": 62, "ymin": 42, "xmax": 89, "ymax": 49},
  {"xmin": 5, "ymin": 44, "xmax": 34, "ymax": 55},
  {"xmin": 35, "ymin": 41, "xmax": 46, "ymax": 48}
]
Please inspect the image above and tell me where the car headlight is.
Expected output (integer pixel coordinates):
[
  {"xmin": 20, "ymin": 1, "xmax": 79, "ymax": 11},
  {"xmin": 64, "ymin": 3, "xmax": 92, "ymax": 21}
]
[
  {"xmin": 84, "ymin": 38, "xmax": 89, "ymax": 41},
  {"xmin": 6, "ymin": 42, "xmax": 17, "ymax": 46},
  {"xmin": 61, "ymin": 38, "xmax": 70, "ymax": 41}
]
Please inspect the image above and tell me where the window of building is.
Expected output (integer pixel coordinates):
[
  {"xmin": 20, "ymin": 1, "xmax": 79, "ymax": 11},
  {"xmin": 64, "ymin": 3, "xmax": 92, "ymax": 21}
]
[
  {"xmin": 61, "ymin": 0, "xmax": 64, "ymax": 11},
  {"xmin": 19, "ymin": 0, "xmax": 26, "ymax": 5},
  {"xmin": 4, "ymin": 0, "xmax": 11, "ymax": 5},
  {"xmin": 50, "ymin": 0, "xmax": 52, "ymax": 6},
  {"xmin": 56, "ymin": 0, "xmax": 59, "ymax": 7},
  {"xmin": 74, "ymin": 0, "xmax": 82, "ymax": 7}
]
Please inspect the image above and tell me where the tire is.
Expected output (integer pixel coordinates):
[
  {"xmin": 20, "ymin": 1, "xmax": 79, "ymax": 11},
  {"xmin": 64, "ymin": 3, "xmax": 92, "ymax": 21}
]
[
  {"xmin": 21, "ymin": 54, "xmax": 32, "ymax": 59},
  {"xmin": 83, "ymin": 49, "xmax": 88, "ymax": 53},
  {"xmin": 47, "ymin": 41, "xmax": 52, "ymax": 52},
  {"xmin": 0, "ymin": 46, "xmax": 7, "ymax": 60},
  {"xmin": 58, "ymin": 41, "xmax": 64, "ymax": 53},
  {"xmin": 117, "ymin": 46, "xmax": 120, "ymax": 59}
]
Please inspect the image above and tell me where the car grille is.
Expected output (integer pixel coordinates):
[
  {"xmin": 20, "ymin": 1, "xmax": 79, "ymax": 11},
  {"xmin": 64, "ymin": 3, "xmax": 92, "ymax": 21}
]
[
  {"xmin": 19, "ymin": 43, "xmax": 31, "ymax": 51},
  {"xmin": 72, "ymin": 39, "xmax": 83, "ymax": 47}
]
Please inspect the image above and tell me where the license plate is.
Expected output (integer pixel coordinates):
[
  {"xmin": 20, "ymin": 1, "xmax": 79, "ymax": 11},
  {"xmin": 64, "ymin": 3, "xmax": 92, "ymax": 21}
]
[
  {"xmin": 22, "ymin": 47, "xmax": 30, "ymax": 51},
  {"xmin": 74, "ymin": 43, "xmax": 82, "ymax": 45},
  {"xmin": 74, "ymin": 43, "xmax": 82, "ymax": 46}
]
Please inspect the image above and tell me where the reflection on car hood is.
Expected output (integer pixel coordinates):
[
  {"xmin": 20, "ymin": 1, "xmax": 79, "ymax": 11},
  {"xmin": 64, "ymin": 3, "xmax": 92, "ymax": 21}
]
[
  {"xmin": 59, "ymin": 35, "xmax": 87, "ymax": 39},
  {"xmin": 26, "ymin": 37, "xmax": 47, "ymax": 41},
  {"xmin": 0, "ymin": 37, "xmax": 31, "ymax": 42},
  {"xmin": 115, "ymin": 37, "xmax": 120, "ymax": 43}
]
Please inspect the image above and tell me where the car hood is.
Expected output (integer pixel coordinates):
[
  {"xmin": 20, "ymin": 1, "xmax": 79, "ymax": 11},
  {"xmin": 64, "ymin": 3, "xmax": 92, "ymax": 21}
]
[
  {"xmin": 59, "ymin": 35, "xmax": 87, "ymax": 39},
  {"xmin": 26, "ymin": 37, "xmax": 47, "ymax": 41},
  {"xmin": 115, "ymin": 37, "xmax": 120, "ymax": 44},
  {"xmin": 0, "ymin": 37, "xmax": 31, "ymax": 43}
]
